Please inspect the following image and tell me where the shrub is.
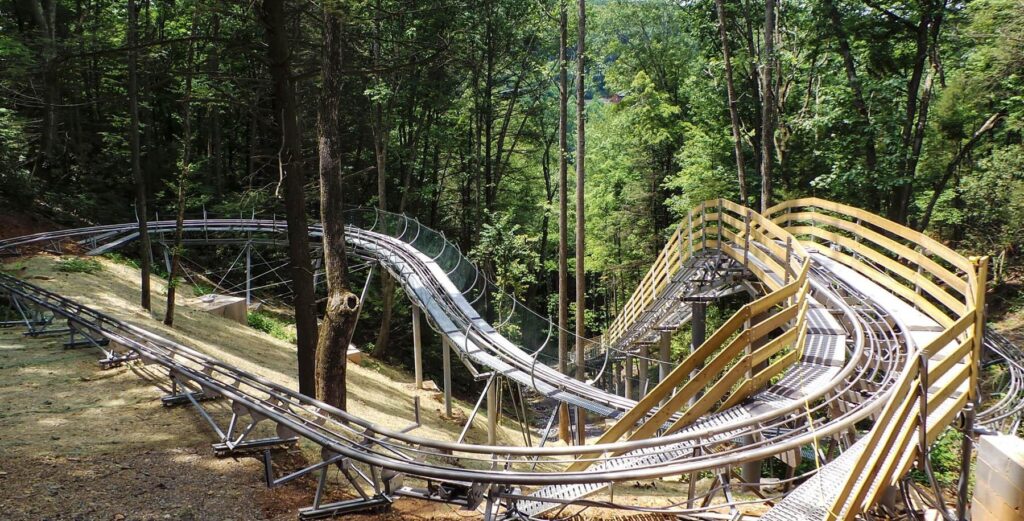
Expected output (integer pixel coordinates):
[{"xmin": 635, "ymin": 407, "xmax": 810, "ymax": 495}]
[
  {"xmin": 56, "ymin": 257, "xmax": 103, "ymax": 274},
  {"xmin": 102, "ymin": 252, "xmax": 139, "ymax": 269},
  {"xmin": 247, "ymin": 311, "xmax": 296, "ymax": 344},
  {"xmin": 192, "ymin": 283, "xmax": 215, "ymax": 297}
]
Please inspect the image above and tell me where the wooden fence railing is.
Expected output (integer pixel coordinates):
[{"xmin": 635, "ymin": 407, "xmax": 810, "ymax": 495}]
[
  {"xmin": 569, "ymin": 199, "xmax": 810, "ymax": 472},
  {"xmin": 766, "ymin": 198, "xmax": 986, "ymax": 520}
]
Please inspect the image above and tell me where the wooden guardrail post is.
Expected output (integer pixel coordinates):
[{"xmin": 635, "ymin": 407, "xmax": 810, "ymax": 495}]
[
  {"xmin": 700, "ymin": 202, "xmax": 707, "ymax": 250},
  {"xmin": 687, "ymin": 210, "xmax": 694, "ymax": 258},
  {"xmin": 717, "ymin": 198, "xmax": 724, "ymax": 250},
  {"xmin": 970, "ymin": 255, "xmax": 988, "ymax": 402},
  {"xmin": 783, "ymin": 236, "xmax": 792, "ymax": 286},
  {"xmin": 743, "ymin": 210, "xmax": 751, "ymax": 269}
]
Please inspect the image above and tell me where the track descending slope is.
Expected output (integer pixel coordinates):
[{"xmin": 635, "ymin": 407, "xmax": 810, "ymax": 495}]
[{"xmin": 0, "ymin": 198, "xmax": 1018, "ymax": 521}]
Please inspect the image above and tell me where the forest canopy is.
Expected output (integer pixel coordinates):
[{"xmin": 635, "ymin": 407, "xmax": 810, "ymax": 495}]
[{"xmin": 2, "ymin": 0, "xmax": 1022, "ymax": 329}]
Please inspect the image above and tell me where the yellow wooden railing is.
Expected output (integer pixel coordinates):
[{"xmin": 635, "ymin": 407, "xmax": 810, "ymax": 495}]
[
  {"xmin": 569, "ymin": 199, "xmax": 810, "ymax": 472},
  {"xmin": 766, "ymin": 198, "xmax": 986, "ymax": 520}
]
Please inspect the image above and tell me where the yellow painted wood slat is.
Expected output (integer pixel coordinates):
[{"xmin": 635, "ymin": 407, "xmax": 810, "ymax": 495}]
[
  {"xmin": 920, "ymin": 313, "xmax": 974, "ymax": 357},
  {"xmin": 804, "ymin": 244, "xmax": 956, "ymax": 328},
  {"xmin": 622, "ymin": 331, "xmax": 752, "ymax": 443},
  {"xmin": 928, "ymin": 338, "xmax": 973, "ymax": 385},
  {"xmin": 664, "ymin": 355, "xmax": 753, "ymax": 435},
  {"xmin": 749, "ymin": 302, "xmax": 799, "ymax": 343},
  {"xmin": 766, "ymin": 197, "xmax": 973, "ymax": 274},
  {"xmin": 777, "ymin": 211, "xmax": 968, "ymax": 294},
  {"xmin": 788, "ymin": 225, "xmax": 968, "ymax": 311},
  {"xmin": 836, "ymin": 379, "xmax": 922, "ymax": 519},
  {"xmin": 751, "ymin": 325, "xmax": 799, "ymax": 367},
  {"xmin": 719, "ymin": 348, "xmax": 800, "ymax": 411},
  {"xmin": 852, "ymin": 393, "xmax": 922, "ymax": 514},
  {"xmin": 565, "ymin": 306, "xmax": 752, "ymax": 472},
  {"xmin": 827, "ymin": 356, "xmax": 921, "ymax": 519}
]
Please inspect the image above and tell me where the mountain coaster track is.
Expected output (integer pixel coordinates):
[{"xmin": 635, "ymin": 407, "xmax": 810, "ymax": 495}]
[{"xmin": 1, "ymin": 197, "xmax": 1021, "ymax": 520}]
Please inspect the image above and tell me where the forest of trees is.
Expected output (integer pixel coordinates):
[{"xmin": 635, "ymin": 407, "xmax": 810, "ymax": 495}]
[{"xmin": 2, "ymin": 0, "xmax": 1022, "ymax": 402}]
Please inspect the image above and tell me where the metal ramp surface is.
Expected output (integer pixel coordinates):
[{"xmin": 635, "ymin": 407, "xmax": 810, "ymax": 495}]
[
  {"xmin": 516, "ymin": 272, "xmax": 848, "ymax": 517},
  {"xmin": 761, "ymin": 251, "xmax": 971, "ymax": 521}
]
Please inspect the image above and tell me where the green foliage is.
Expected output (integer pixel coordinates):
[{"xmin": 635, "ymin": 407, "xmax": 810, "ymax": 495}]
[
  {"xmin": 0, "ymin": 107, "xmax": 33, "ymax": 206},
  {"xmin": 0, "ymin": 261, "xmax": 26, "ymax": 272},
  {"xmin": 470, "ymin": 212, "xmax": 539, "ymax": 299},
  {"xmin": 191, "ymin": 282, "xmax": 215, "ymax": 297},
  {"xmin": 246, "ymin": 311, "xmax": 296, "ymax": 344},
  {"xmin": 664, "ymin": 123, "xmax": 738, "ymax": 215},
  {"xmin": 945, "ymin": 146, "xmax": 1024, "ymax": 254},
  {"xmin": 56, "ymin": 257, "xmax": 103, "ymax": 274},
  {"xmin": 911, "ymin": 427, "xmax": 964, "ymax": 487},
  {"xmin": 102, "ymin": 252, "xmax": 140, "ymax": 269},
  {"xmin": 358, "ymin": 356, "xmax": 384, "ymax": 372}
]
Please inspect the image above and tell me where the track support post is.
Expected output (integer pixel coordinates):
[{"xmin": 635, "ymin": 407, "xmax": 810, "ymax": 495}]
[
  {"xmin": 412, "ymin": 305, "xmax": 423, "ymax": 389},
  {"xmin": 442, "ymin": 337, "xmax": 452, "ymax": 417},
  {"xmin": 969, "ymin": 255, "xmax": 988, "ymax": 402},
  {"xmin": 487, "ymin": 375, "xmax": 498, "ymax": 444}
]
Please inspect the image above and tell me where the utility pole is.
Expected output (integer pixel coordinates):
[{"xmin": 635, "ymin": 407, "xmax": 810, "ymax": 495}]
[
  {"xmin": 557, "ymin": 0, "xmax": 571, "ymax": 444},
  {"xmin": 574, "ymin": 0, "xmax": 587, "ymax": 445}
]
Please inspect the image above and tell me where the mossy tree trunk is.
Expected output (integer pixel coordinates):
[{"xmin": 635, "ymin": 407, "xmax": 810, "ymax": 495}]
[{"xmin": 315, "ymin": 1, "xmax": 358, "ymax": 411}]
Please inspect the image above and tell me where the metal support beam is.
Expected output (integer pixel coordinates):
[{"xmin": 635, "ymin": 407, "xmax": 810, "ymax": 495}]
[
  {"xmin": 412, "ymin": 305, "xmax": 423, "ymax": 389},
  {"xmin": 690, "ymin": 301, "xmax": 707, "ymax": 407},
  {"xmin": 487, "ymin": 375, "xmax": 498, "ymax": 445},
  {"xmin": 245, "ymin": 243, "xmax": 252, "ymax": 307},
  {"xmin": 638, "ymin": 346, "xmax": 649, "ymax": 396},
  {"xmin": 956, "ymin": 403, "xmax": 975, "ymax": 521},
  {"xmin": 738, "ymin": 433, "xmax": 761, "ymax": 491},
  {"xmin": 442, "ymin": 337, "xmax": 452, "ymax": 417},
  {"xmin": 658, "ymin": 332, "xmax": 671, "ymax": 383},
  {"xmin": 624, "ymin": 354, "xmax": 633, "ymax": 400}
]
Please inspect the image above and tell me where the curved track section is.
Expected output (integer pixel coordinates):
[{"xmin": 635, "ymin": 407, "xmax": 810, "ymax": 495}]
[{"xmin": 0, "ymin": 199, "xmax": 1017, "ymax": 521}]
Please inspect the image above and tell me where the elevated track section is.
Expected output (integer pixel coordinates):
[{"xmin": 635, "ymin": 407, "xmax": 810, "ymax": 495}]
[{"xmin": 0, "ymin": 198, "xmax": 1020, "ymax": 520}]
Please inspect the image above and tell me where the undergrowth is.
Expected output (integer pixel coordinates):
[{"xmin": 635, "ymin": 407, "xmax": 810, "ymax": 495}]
[
  {"xmin": 247, "ymin": 311, "xmax": 296, "ymax": 344},
  {"xmin": 102, "ymin": 252, "xmax": 139, "ymax": 269},
  {"xmin": 192, "ymin": 282, "xmax": 215, "ymax": 297},
  {"xmin": 56, "ymin": 257, "xmax": 103, "ymax": 274}
]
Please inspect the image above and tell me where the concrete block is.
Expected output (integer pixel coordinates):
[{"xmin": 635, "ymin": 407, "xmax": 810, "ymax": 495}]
[
  {"xmin": 192, "ymin": 294, "xmax": 247, "ymax": 325},
  {"xmin": 972, "ymin": 498, "xmax": 995, "ymax": 521},
  {"xmin": 973, "ymin": 435, "xmax": 1024, "ymax": 520},
  {"xmin": 346, "ymin": 344, "xmax": 362, "ymax": 364}
]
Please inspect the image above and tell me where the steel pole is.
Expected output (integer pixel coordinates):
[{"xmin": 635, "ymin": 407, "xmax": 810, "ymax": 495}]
[{"xmin": 412, "ymin": 305, "xmax": 423, "ymax": 389}]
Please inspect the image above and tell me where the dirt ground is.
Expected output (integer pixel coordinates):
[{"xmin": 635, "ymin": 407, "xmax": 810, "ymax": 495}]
[{"xmin": 0, "ymin": 254, "xmax": 753, "ymax": 520}]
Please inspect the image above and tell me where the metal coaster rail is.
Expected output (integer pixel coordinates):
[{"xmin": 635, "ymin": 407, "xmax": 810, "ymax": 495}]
[{"xmin": 0, "ymin": 197, "xmax": 1019, "ymax": 521}]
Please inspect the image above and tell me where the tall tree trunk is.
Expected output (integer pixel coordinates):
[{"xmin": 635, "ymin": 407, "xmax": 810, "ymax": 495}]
[
  {"xmin": 371, "ymin": 0, "xmax": 396, "ymax": 359},
  {"xmin": 127, "ymin": 0, "xmax": 152, "ymax": 311},
  {"xmin": 260, "ymin": 0, "xmax": 319, "ymax": 396},
  {"xmin": 28, "ymin": 0, "xmax": 59, "ymax": 181},
  {"xmin": 759, "ymin": 0, "xmax": 776, "ymax": 212},
  {"xmin": 573, "ymin": 0, "xmax": 587, "ymax": 445},
  {"xmin": 209, "ymin": 14, "xmax": 224, "ymax": 196},
  {"xmin": 917, "ymin": 111, "xmax": 1004, "ymax": 231},
  {"xmin": 557, "ymin": 1, "xmax": 571, "ymax": 444},
  {"xmin": 715, "ymin": 0, "xmax": 747, "ymax": 203},
  {"xmin": 823, "ymin": 0, "xmax": 878, "ymax": 184},
  {"xmin": 316, "ymin": 3, "xmax": 358, "ymax": 412},
  {"xmin": 888, "ymin": 6, "xmax": 934, "ymax": 224},
  {"xmin": 165, "ymin": 10, "xmax": 200, "ymax": 327},
  {"xmin": 483, "ymin": 1, "xmax": 495, "ymax": 212}
]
